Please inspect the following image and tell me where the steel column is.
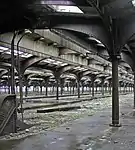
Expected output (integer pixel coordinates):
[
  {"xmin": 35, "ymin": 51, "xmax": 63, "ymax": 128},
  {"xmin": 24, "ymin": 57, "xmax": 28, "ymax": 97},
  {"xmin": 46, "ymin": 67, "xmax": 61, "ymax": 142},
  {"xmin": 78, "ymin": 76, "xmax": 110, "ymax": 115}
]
[
  {"xmin": 101, "ymin": 82, "xmax": 104, "ymax": 95},
  {"xmin": 56, "ymin": 78, "xmax": 60, "ymax": 100},
  {"xmin": 11, "ymin": 33, "xmax": 17, "ymax": 94},
  {"xmin": 110, "ymin": 57, "xmax": 121, "ymax": 127},
  {"xmin": 19, "ymin": 74, "xmax": 24, "ymax": 122},
  {"xmin": 134, "ymin": 72, "xmax": 135, "ymax": 108},
  {"xmin": 92, "ymin": 81, "xmax": 95, "ymax": 97},
  {"xmin": 25, "ymin": 82, "xmax": 28, "ymax": 97},
  {"xmin": 44, "ymin": 78, "xmax": 49, "ymax": 97},
  {"xmin": 77, "ymin": 78, "xmax": 80, "ymax": 98}
]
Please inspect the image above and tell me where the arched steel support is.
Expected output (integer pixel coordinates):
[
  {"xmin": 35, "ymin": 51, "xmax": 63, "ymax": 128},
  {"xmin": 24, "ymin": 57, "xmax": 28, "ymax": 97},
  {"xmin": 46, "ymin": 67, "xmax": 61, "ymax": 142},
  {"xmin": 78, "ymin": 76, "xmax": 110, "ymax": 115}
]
[
  {"xmin": 19, "ymin": 56, "xmax": 45, "ymax": 74},
  {"xmin": 53, "ymin": 23, "xmax": 111, "ymax": 51}
]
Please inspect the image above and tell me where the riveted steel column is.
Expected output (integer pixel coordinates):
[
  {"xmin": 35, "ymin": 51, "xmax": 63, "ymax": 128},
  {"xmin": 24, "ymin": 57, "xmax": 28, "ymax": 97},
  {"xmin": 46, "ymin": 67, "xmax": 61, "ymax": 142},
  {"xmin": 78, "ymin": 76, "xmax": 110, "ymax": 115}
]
[
  {"xmin": 45, "ymin": 83, "xmax": 48, "ymax": 96},
  {"xmin": 11, "ymin": 33, "xmax": 16, "ymax": 94},
  {"xmin": 19, "ymin": 74, "xmax": 24, "ymax": 122},
  {"xmin": 89, "ymin": 82, "xmax": 91, "ymax": 94},
  {"xmin": 39, "ymin": 81, "xmax": 43, "ymax": 95},
  {"xmin": 92, "ymin": 80, "xmax": 95, "ymax": 97},
  {"xmin": 72, "ymin": 80, "xmax": 76, "ymax": 95},
  {"xmin": 55, "ymin": 77, "xmax": 60, "ymax": 100},
  {"xmin": 119, "ymin": 81, "xmax": 121, "ymax": 93},
  {"xmin": 77, "ymin": 76, "xmax": 81, "ymax": 98},
  {"xmin": 110, "ymin": 56, "xmax": 121, "ymax": 127},
  {"xmin": 101, "ymin": 79, "xmax": 105, "ymax": 96},
  {"xmin": 25, "ymin": 82, "xmax": 28, "ymax": 97},
  {"xmin": 70, "ymin": 83, "xmax": 72, "ymax": 94},
  {"xmin": 91, "ymin": 75, "xmax": 96, "ymax": 97},
  {"xmin": 44, "ymin": 77, "xmax": 49, "ymax": 97},
  {"xmin": 73, "ymin": 85, "xmax": 75, "ymax": 94},
  {"xmin": 52, "ymin": 83, "xmax": 55, "ymax": 94},
  {"xmin": 60, "ymin": 78, "xmax": 64, "ymax": 95},
  {"xmin": 7, "ymin": 69, "xmax": 11, "ymax": 94},
  {"xmin": 95, "ymin": 83, "xmax": 98, "ymax": 93},
  {"xmin": 82, "ymin": 81, "xmax": 84, "ymax": 94}
]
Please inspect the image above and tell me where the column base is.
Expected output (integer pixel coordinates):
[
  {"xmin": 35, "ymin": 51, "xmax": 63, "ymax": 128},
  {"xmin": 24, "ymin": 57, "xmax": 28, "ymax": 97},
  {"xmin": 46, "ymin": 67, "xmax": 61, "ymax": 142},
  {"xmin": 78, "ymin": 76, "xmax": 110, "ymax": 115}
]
[{"xmin": 109, "ymin": 123, "xmax": 122, "ymax": 127}]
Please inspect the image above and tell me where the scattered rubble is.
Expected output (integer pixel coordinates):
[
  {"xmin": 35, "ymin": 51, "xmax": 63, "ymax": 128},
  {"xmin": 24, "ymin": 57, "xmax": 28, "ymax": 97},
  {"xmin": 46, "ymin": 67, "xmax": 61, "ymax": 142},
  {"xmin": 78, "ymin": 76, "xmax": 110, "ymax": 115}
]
[{"xmin": 0, "ymin": 94, "xmax": 133, "ymax": 140}]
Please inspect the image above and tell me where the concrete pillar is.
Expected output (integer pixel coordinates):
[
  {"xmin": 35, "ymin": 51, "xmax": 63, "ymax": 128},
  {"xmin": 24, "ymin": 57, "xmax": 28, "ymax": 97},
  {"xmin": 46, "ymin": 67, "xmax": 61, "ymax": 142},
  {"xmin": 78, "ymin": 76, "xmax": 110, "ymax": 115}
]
[{"xmin": 110, "ymin": 57, "xmax": 120, "ymax": 127}]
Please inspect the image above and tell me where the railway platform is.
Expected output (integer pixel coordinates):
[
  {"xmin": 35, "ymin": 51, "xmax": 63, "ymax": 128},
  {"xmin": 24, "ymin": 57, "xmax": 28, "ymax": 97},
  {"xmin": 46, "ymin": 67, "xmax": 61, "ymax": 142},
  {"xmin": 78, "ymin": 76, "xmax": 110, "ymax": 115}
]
[{"xmin": 0, "ymin": 94, "xmax": 135, "ymax": 150}]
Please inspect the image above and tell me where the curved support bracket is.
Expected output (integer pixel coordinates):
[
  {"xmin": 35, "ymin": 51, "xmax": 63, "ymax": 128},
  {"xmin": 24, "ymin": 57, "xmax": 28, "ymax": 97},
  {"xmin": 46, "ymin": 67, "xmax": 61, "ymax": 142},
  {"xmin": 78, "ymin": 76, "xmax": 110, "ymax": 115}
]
[
  {"xmin": 121, "ymin": 52, "xmax": 134, "ymax": 70},
  {"xmin": 20, "ymin": 56, "xmax": 45, "ymax": 74},
  {"xmin": 53, "ymin": 23, "xmax": 111, "ymax": 51}
]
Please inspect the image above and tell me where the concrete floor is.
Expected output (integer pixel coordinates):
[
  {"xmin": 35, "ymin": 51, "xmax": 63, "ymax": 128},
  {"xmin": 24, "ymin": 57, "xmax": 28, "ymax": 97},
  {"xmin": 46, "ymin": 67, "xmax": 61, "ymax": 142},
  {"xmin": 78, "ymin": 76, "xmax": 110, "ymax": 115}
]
[{"xmin": 0, "ymin": 94, "xmax": 135, "ymax": 150}]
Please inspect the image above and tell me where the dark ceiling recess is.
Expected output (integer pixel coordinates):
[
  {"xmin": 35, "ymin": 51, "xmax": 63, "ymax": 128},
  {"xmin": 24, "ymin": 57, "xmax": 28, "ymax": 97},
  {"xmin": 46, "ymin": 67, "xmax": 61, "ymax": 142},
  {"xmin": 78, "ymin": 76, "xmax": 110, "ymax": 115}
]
[{"xmin": 0, "ymin": 0, "xmax": 135, "ymax": 33}]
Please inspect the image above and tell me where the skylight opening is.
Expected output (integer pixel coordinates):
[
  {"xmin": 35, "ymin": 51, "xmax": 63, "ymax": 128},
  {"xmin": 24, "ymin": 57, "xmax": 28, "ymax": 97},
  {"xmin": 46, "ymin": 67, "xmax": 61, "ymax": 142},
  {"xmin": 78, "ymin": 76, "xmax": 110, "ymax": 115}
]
[
  {"xmin": 51, "ymin": 5, "xmax": 83, "ymax": 13},
  {"xmin": 132, "ymin": 0, "xmax": 135, "ymax": 6},
  {"xmin": 21, "ymin": 53, "xmax": 33, "ymax": 58},
  {"xmin": 43, "ymin": 58, "xmax": 55, "ymax": 63},
  {"xmin": 0, "ymin": 46, "xmax": 8, "ymax": 51},
  {"xmin": 5, "ymin": 50, "xmax": 23, "ymax": 56}
]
